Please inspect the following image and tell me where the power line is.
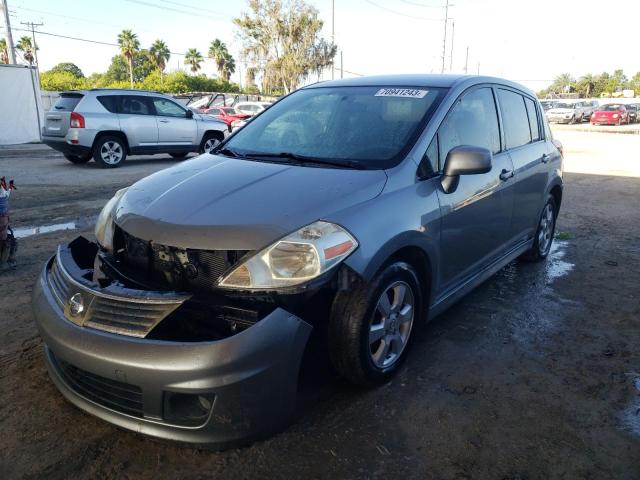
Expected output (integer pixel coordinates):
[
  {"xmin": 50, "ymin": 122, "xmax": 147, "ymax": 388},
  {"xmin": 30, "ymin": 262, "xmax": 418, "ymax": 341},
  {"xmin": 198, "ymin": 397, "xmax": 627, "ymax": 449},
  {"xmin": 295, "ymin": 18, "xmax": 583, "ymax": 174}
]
[
  {"xmin": 157, "ymin": 0, "xmax": 224, "ymax": 16},
  {"xmin": 124, "ymin": 0, "xmax": 224, "ymax": 20},
  {"xmin": 364, "ymin": 0, "xmax": 443, "ymax": 21},
  {"xmin": 399, "ymin": 0, "xmax": 446, "ymax": 7}
]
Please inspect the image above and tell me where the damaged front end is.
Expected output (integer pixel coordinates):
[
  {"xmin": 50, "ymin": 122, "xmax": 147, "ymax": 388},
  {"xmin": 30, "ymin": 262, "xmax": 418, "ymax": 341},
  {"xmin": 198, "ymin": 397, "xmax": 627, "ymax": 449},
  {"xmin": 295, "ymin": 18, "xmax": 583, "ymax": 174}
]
[{"xmin": 32, "ymin": 234, "xmax": 318, "ymax": 447}]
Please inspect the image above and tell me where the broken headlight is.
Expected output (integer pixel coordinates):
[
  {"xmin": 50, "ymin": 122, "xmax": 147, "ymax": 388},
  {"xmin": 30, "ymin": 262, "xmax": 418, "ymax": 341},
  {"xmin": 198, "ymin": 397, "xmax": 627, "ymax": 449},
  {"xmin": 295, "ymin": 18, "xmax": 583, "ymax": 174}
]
[
  {"xmin": 219, "ymin": 221, "xmax": 358, "ymax": 289},
  {"xmin": 94, "ymin": 188, "xmax": 128, "ymax": 252}
]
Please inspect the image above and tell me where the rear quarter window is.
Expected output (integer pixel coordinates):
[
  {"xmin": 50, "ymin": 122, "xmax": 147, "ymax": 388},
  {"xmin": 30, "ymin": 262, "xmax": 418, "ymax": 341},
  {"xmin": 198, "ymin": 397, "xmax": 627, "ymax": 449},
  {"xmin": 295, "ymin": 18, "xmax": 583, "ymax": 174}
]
[
  {"xmin": 97, "ymin": 95, "xmax": 119, "ymax": 113},
  {"xmin": 497, "ymin": 89, "xmax": 532, "ymax": 149},
  {"xmin": 52, "ymin": 94, "xmax": 83, "ymax": 111},
  {"xmin": 524, "ymin": 97, "xmax": 541, "ymax": 142}
]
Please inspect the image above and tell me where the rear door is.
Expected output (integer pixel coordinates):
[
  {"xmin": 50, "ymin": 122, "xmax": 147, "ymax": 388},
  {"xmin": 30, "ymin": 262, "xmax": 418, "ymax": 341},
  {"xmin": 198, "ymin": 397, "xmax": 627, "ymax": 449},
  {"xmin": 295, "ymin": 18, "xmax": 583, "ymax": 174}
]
[
  {"xmin": 152, "ymin": 97, "xmax": 198, "ymax": 146},
  {"xmin": 43, "ymin": 93, "xmax": 84, "ymax": 137},
  {"xmin": 496, "ymin": 89, "xmax": 547, "ymax": 244},
  {"xmin": 117, "ymin": 95, "xmax": 158, "ymax": 148},
  {"xmin": 436, "ymin": 86, "xmax": 515, "ymax": 294}
]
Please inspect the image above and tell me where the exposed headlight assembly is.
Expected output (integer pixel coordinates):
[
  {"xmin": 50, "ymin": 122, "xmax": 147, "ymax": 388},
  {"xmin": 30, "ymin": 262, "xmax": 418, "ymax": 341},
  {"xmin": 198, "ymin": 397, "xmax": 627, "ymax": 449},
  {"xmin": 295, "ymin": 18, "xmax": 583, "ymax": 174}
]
[
  {"xmin": 94, "ymin": 188, "xmax": 128, "ymax": 252},
  {"xmin": 219, "ymin": 221, "xmax": 358, "ymax": 290}
]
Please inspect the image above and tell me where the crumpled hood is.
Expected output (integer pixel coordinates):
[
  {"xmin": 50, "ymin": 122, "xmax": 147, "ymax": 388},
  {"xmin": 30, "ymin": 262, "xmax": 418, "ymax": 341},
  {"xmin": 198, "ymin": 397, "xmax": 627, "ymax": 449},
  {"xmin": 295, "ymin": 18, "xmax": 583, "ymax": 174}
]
[{"xmin": 114, "ymin": 155, "xmax": 387, "ymax": 250}]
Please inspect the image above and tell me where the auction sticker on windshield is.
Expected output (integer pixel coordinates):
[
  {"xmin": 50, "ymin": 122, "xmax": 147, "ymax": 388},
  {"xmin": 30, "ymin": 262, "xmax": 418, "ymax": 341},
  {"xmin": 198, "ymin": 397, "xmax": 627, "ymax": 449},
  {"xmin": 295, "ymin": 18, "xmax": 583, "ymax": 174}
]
[{"xmin": 375, "ymin": 88, "xmax": 428, "ymax": 98}]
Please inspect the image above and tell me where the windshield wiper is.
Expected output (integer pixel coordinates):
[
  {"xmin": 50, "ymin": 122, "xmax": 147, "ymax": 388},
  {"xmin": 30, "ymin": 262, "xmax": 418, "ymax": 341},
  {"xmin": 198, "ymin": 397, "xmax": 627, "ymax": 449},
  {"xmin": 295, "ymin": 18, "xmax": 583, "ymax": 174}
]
[
  {"xmin": 215, "ymin": 147, "xmax": 245, "ymax": 158},
  {"xmin": 244, "ymin": 151, "xmax": 364, "ymax": 169}
]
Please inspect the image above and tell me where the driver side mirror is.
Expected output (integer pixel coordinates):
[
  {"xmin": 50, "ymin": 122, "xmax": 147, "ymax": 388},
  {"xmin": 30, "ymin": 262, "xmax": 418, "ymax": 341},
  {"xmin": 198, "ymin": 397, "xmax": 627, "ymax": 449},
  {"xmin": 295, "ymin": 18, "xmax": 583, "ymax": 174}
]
[
  {"xmin": 441, "ymin": 145, "xmax": 492, "ymax": 193},
  {"xmin": 186, "ymin": 110, "xmax": 194, "ymax": 119}
]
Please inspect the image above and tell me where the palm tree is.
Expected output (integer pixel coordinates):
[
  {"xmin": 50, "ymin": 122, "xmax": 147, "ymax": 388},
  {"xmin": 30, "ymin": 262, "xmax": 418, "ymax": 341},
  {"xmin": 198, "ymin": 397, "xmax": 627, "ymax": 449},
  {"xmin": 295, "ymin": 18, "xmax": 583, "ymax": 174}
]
[
  {"xmin": 184, "ymin": 48, "xmax": 203, "ymax": 74},
  {"xmin": 208, "ymin": 39, "xmax": 228, "ymax": 78},
  {"xmin": 16, "ymin": 36, "xmax": 35, "ymax": 66},
  {"xmin": 578, "ymin": 74, "xmax": 595, "ymax": 97},
  {"xmin": 0, "ymin": 39, "xmax": 8, "ymax": 64},
  {"xmin": 117, "ymin": 29, "xmax": 140, "ymax": 88},
  {"xmin": 149, "ymin": 39, "xmax": 170, "ymax": 81},
  {"xmin": 221, "ymin": 52, "xmax": 235, "ymax": 82}
]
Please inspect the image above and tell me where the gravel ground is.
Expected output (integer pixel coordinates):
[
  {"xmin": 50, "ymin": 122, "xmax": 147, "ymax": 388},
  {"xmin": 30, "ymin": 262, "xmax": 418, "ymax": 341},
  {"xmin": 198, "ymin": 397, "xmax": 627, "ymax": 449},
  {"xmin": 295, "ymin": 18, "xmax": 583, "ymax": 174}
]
[{"xmin": 1, "ymin": 132, "xmax": 639, "ymax": 479}]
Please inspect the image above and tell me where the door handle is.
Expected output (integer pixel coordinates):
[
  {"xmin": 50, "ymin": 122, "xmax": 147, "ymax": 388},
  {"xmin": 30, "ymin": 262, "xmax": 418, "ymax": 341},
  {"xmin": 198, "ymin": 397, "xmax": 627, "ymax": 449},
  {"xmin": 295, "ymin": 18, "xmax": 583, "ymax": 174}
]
[
  {"xmin": 541, "ymin": 153, "xmax": 550, "ymax": 163},
  {"xmin": 159, "ymin": 119, "xmax": 169, "ymax": 123},
  {"xmin": 499, "ymin": 169, "xmax": 514, "ymax": 181}
]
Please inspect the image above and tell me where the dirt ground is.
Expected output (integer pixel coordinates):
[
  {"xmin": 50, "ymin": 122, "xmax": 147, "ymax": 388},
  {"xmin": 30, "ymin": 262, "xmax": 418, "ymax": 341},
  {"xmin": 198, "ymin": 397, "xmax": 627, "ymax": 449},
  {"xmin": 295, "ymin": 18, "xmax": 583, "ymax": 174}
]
[{"xmin": 1, "ymin": 133, "xmax": 639, "ymax": 479}]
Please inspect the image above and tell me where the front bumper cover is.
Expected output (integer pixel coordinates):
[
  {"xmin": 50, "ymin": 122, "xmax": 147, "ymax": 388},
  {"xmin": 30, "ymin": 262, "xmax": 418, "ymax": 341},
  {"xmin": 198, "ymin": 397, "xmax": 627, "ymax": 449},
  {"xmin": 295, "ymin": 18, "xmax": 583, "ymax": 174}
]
[{"xmin": 32, "ymin": 247, "xmax": 313, "ymax": 447}]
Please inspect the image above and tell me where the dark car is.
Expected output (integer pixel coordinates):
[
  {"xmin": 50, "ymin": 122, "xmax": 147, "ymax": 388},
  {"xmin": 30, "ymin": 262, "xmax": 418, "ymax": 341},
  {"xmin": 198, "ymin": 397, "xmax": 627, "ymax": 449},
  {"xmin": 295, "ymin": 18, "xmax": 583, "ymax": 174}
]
[
  {"xmin": 625, "ymin": 104, "xmax": 638, "ymax": 123},
  {"xmin": 33, "ymin": 74, "xmax": 563, "ymax": 447}
]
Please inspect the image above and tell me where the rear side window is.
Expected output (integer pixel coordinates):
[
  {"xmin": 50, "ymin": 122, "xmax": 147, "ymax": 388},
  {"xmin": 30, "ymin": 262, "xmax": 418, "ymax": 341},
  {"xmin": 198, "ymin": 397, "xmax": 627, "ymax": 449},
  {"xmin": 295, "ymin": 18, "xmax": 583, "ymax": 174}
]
[
  {"xmin": 497, "ymin": 89, "xmax": 531, "ymax": 149},
  {"xmin": 120, "ymin": 96, "xmax": 153, "ymax": 115},
  {"xmin": 52, "ymin": 94, "xmax": 83, "ymax": 111},
  {"xmin": 438, "ymin": 87, "xmax": 501, "ymax": 166},
  {"xmin": 97, "ymin": 95, "xmax": 118, "ymax": 113},
  {"xmin": 524, "ymin": 97, "xmax": 541, "ymax": 142}
]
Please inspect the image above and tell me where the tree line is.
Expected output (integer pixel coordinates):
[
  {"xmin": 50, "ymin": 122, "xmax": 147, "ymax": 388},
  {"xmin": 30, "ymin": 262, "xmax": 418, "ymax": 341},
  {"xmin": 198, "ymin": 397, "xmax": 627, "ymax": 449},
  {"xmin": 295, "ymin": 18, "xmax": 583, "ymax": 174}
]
[
  {"xmin": 0, "ymin": 0, "xmax": 336, "ymax": 95},
  {"xmin": 538, "ymin": 70, "xmax": 640, "ymax": 98}
]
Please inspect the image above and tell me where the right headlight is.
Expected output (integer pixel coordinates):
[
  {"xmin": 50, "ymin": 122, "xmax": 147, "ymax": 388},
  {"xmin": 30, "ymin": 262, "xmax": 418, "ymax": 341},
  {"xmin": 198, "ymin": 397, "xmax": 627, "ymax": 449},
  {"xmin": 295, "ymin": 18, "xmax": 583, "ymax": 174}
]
[
  {"xmin": 219, "ymin": 221, "xmax": 358, "ymax": 290},
  {"xmin": 94, "ymin": 187, "xmax": 128, "ymax": 251}
]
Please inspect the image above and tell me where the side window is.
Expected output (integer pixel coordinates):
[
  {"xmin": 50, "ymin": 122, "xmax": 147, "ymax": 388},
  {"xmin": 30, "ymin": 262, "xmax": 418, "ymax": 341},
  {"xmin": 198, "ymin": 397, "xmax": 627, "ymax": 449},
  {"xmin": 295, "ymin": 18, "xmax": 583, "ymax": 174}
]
[
  {"xmin": 524, "ymin": 97, "xmax": 541, "ymax": 142},
  {"xmin": 120, "ymin": 96, "xmax": 153, "ymax": 115},
  {"xmin": 153, "ymin": 98, "xmax": 188, "ymax": 117},
  {"xmin": 418, "ymin": 136, "xmax": 438, "ymax": 178},
  {"xmin": 497, "ymin": 89, "xmax": 532, "ymax": 149},
  {"xmin": 438, "ymin": 87, "xmax": 500, "ymax": 168},
  {"xmin": 208, "ymin": 108, "xmax": 221, "ymax": 115},
  {"xmin": 97, "ymin": 95, "xmax": 118, "ymax": 113}
]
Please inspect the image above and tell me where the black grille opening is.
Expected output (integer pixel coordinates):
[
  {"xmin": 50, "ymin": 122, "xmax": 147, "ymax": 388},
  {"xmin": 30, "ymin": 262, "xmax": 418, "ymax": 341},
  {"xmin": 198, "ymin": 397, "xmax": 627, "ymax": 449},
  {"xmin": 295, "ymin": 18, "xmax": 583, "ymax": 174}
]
[{"xmin": 52, "ymin": 352, "xmax": 144, "ymax": 418}]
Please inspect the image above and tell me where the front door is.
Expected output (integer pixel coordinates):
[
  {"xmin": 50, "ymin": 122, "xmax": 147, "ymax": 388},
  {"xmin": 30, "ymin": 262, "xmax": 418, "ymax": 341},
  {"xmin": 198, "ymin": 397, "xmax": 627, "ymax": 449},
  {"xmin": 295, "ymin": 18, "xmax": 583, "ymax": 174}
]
[
  {"xmin": 152, "ymin": 97, "xmax": 197, "ymax": 147},
  {"xmin": 435, "ymin": 86, "xmax": 515, "ymax": 295}
]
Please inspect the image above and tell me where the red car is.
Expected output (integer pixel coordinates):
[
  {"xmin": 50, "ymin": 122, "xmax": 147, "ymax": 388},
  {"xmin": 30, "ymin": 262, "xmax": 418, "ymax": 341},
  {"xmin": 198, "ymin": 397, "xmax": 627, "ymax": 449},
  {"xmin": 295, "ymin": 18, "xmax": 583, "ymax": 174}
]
[
  {"xmin": 591, "ymin": 104, "xmax": 630, "ymax": 126},
  {"xmin": 202, "ymin": 106, "xmax": 250, "ymax": 128}
]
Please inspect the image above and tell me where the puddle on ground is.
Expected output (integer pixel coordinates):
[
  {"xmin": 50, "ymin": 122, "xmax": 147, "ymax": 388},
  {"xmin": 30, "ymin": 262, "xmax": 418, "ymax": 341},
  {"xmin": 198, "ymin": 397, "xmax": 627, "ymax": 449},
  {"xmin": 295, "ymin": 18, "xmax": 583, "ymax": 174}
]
[
  {"xmin": 545, "ymin": 240, "xmax": 574, "ymax": 282},
  {"xmin": 12, "ymin": 216, "xmax": 96, "ymax": 239},
  {"xmin": 622, "ymin": 377, "xmax": 640, "ymax": 438}
]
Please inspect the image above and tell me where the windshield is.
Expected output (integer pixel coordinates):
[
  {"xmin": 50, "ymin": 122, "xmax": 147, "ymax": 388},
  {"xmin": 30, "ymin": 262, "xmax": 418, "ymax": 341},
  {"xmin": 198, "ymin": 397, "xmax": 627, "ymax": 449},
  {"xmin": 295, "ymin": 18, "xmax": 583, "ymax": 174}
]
[
  {"xmin": 599, "ymin": 104, "xmax": 622, "ymax": 111},
  {"xmin": 221, "ymin": 107, "xmax": 238, "ymax": 114},
  {"xmin": 555, "ymin": 103, "xmax": 576, "ymax": 109},
  {"xmin": 223, "ymin": 86, "xmax": 446, "ymax": 169}
]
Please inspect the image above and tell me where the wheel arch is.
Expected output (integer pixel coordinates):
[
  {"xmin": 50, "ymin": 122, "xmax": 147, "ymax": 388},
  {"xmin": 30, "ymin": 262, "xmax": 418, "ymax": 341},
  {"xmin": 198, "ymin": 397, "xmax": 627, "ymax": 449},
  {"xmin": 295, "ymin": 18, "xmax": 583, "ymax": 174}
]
[
  {"xmin": 91, "ymin": 131, "xmax": 129, "ymax": 154},
  {"xmin": 549, "ymin": 181, "xmax": 563, "ymax": 212}
]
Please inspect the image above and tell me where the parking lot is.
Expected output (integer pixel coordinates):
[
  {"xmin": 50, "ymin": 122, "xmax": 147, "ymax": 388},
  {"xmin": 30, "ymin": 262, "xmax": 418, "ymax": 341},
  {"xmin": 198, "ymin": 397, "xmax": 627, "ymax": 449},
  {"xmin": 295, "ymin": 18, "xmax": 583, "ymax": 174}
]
[{"xmin": 1, "ymin": 129, "xmax": 639, "ymax": 479}]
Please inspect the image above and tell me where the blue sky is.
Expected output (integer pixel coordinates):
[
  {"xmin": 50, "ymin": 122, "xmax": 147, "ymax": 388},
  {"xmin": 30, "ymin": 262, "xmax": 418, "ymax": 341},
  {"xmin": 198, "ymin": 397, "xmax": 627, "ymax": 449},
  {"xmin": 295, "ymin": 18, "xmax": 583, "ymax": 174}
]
[{"xmin": 4, "ymin": 0, "xmax": 639, "ymax": 91}]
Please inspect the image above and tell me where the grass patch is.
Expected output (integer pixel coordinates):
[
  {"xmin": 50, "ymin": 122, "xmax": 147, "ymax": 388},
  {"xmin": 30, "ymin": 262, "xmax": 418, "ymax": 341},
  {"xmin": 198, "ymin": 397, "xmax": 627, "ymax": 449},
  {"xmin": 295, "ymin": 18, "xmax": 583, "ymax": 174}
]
[{"xmin": 555, "ymin": 231, "xmax": 572, "ymax": 240}]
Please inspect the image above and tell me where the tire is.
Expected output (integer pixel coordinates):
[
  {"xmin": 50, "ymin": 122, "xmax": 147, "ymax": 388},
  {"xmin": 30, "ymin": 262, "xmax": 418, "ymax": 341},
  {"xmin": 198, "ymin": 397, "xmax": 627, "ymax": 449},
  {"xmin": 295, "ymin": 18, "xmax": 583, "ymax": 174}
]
[
  {"xmin": 170, "ymin": 152, "xmax": 189, "ymax": 159},
  {"xmin": 617, "ymin": 118, "xmax": 622, "ymax": 126},
  {"xmin": 63, "ymin": 153, "xmax": 91, "ymax": 164},
  {"xmin": 328, "ymin": 261, "xmax": 423, "ymax": 387},
  {"xmin": 93, "ymin": 135, "xmax": 127, "ymax": 168},
  {"xmin": 200, "ymin": 133, "xmax": 222, "ymax": 154},
  {"xmin": 569, "ymin": 115, "xmax": 576, "ymax": 124},
  {"xmin": 521, "ymin": 195, "xmax": 558, "ymax": 262}
]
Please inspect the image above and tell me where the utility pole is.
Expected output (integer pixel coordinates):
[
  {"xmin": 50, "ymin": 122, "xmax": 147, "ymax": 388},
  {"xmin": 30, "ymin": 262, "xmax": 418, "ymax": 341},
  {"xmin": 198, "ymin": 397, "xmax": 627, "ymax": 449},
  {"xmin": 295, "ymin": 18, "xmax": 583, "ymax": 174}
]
[
  {"xmin": 1, "ymin": 0, "xmax": 16, "ymax": 64},
  {"xmin": 477, "ymin": 62, "xmax": 480, "ymax": 75},
  {"xmin": 331, "ymin": 0, "xmax": 335, "ymax": 80},
  {"xmin": 340, "ymin": 50, "xmax": 343, "ymax": 79},
  {"xmin": 440, "ymin": 0, "xmax": 451, "ymax": 73},
  {"xmin": 449, "ymin": 21, "xmax": 455, "ymax": 72},
  {"xmin": 21, "ymin": 21, "xmax": 43, "ymax": 66},
  {"xmin": 464, "ymin": 46, "xmax": 469, "ymax": 74}
]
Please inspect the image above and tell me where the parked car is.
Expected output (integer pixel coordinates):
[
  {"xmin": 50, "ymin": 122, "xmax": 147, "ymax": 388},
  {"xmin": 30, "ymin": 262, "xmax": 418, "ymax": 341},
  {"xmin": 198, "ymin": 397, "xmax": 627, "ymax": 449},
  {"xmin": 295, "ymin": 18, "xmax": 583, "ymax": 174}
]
[
  {"xmin": 540, "ymin": 100, "xmax": 558, "ymax": 111},
  {"xmin": 590, "ymin": 103, "xmax": 630, "ymax": 125},
  {"xmin": 581, "ymin": 100, "xmax": 599, "ymax": 121},
  {"xmin": 546, "ymin": 101, "xmax": 588, "ymax": 124},
  {"xmin": 33, "ymin": 74, "xmax": 563, "ymax": 447},
  {"xmin": 203, "ymin": 106, "xmax": 250, "ymax": 128},
  {"xmin": 624, "ymin": 104, "xmax": 638, "ymax": 123},
  {"xmin": 42, "ymin": 89, "xmax": 229, "ymax": 168},
  {"xmin": 234, "ymin": 101, "xmax": 272, "ymax": 116}
]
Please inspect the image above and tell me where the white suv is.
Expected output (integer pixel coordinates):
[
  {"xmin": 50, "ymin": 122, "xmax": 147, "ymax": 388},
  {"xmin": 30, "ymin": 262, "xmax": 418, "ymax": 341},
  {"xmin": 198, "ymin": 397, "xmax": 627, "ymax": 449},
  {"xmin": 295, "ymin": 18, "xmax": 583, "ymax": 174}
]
[{"xmin": 42, "ymin": 89, "xmax": 228, "ymax": 168}]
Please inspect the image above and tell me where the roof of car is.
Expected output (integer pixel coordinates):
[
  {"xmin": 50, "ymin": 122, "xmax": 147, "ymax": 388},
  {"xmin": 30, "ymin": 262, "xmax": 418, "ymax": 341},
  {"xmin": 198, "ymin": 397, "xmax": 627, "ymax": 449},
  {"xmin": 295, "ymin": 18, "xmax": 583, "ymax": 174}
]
[{"xmin": 303, "ymin": 74, "xmax": 535, "ymax": 96}]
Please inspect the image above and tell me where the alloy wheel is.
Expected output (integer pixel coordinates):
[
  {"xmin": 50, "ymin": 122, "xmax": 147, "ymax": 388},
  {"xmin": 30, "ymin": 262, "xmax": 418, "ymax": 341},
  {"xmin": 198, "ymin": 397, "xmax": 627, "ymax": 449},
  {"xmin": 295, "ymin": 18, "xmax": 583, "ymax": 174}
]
[
  {"xmin": 369, "ymin": 281, "xmax": 415, "ymax": 369},
  {"xmin": 100, "ymin": 141, "xmax": 124, "ymax": 165},
  {"xmin": 538, "ymin": 203, "xmax": 555, "ymax": 255},
  {"xmin": 203, "ymin": 138, "xmax": 220, "ymax": 154}
]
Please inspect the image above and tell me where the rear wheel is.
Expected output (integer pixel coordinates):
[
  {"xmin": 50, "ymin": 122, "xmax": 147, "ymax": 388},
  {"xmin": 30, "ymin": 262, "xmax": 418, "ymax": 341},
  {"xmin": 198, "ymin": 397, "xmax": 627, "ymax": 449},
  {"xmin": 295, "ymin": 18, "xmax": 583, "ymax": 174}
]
[
  {"xmin": 328, "ymin": 261, "xmax": 423, "ymax": 387},
  {"xmin": 200, "ymin": 133, "xmax": 222, "ymax": 154},
  {"xmin": 521, "ymin": 195, "xmax": 557, "ymax": 262},
  {"xmin": 93, "ymin": 135, "xmax": 127, "ymax": 168},
  {"xmin": 63, "ymin": 153, "xmax": 91, "ymax": 164}
]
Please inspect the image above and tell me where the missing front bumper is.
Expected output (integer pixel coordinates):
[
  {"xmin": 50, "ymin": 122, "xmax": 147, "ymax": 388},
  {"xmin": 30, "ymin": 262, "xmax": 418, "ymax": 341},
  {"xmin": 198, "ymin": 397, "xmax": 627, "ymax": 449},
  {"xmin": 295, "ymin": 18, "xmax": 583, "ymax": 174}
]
[{"xmin": 32, "ymin": 239, "xmax": 313, "ymax": 446}]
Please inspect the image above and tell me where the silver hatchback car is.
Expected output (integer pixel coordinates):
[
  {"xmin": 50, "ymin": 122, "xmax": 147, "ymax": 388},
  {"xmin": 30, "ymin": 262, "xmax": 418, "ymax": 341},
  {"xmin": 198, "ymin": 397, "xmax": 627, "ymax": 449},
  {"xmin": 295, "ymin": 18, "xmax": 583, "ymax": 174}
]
[
  {"xmin": 41, "ymin": 89, "xmax": 228, "ymax": 168},
  {"xmin": 33, "ymin": 75, "xmax": 563, "ymax": 447}
]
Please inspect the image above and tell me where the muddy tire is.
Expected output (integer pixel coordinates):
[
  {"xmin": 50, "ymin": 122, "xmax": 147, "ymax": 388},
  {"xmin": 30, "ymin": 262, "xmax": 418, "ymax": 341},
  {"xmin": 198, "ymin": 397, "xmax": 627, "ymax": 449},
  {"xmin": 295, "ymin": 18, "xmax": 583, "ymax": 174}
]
[
  {"xmin": 93, "ymin": 135, "xmax": 127, "ymax": 168},
  {"xmin": 328, "ymin": 261, "xmax": 423, "ymax": 387},
  {"xmin": 63, "ymin": 154, "xmax": 91, "ymax": 164},
  {"xmin": 521, "ymin": 195, "xmax": 558, "ymax": 262}
]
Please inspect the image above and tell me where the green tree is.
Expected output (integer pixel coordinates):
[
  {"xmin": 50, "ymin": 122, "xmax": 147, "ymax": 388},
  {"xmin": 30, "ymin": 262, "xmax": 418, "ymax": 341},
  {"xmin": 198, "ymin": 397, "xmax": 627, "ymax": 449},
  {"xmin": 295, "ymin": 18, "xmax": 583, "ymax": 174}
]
[
  {"xmin": 149, "ymin": 39, "xmax": 171, "ymax": 80},
  {"xmin": 40, "ymin": 71, "xmax": 87, "ymax": 91},
  {"xmin": 103, "ymin": 50, "xmax": 155, "ymax": 84},
  {"xmin": 49, "ymin": 62, "xmax": 84, "ymax": 78},
  {"xmin": 605, "ymin": 69, "xmax": 628, "ymax": 94},
  {"xmin": 0, "ymin": 38, "xmax": 8, "ymax": 64},
  {"xmin": 576, "ymin": 73, "xmax": 595, "ymax": 97},
  {"xmin": 221, "ymin": 52, "xmax": 235, "ymax": 81},
  {"xmin": 184, "ymin": 48, "xmax": 203, "ymax": 74},
  {"xmin": 16, "ymin": 36, "xmax": 36, "ymax": 66},
  {"xmin": 629, "ymin": 72, "xmax": 640, "ymax": 95},
  {"xmin": 117, "ymin": 29, "xmax": 140, "ymax": 87},
  {"xmin": 208, "ymin": 39, "xmax": 229, "ymax": 78},
  {"xmin": 234, "ymin": 0, "xmax": 336, "ymax": 93}
]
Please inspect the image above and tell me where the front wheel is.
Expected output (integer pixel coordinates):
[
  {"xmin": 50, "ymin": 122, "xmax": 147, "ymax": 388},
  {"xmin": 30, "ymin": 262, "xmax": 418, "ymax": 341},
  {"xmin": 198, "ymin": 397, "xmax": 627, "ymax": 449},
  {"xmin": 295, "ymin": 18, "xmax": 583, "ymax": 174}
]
[
  {"xmin": 200, "ymin": 133, "xmax": 222, "ymax": 154},
  {"xmin": 93, "ymin": 135, "xmax": 127, "ymax": 168},
  {"xmin": 521, "ymin": 195, "xmax": 557, "ymax": 262},
  {"xmin": 329, "ymin": 261, "xmax": 423, "ymax": 387},
  {"xmin": 63, "ymin": 153, "xmax": 91, "ymax": 164}
]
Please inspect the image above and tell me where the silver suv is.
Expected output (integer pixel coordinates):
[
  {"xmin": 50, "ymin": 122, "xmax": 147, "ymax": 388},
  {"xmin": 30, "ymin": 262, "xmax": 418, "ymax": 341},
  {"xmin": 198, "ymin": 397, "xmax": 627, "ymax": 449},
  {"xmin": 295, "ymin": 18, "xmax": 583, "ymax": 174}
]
[{"xmin": 42, "ymin": 89, "xmax": 229, "ymax": 168}]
